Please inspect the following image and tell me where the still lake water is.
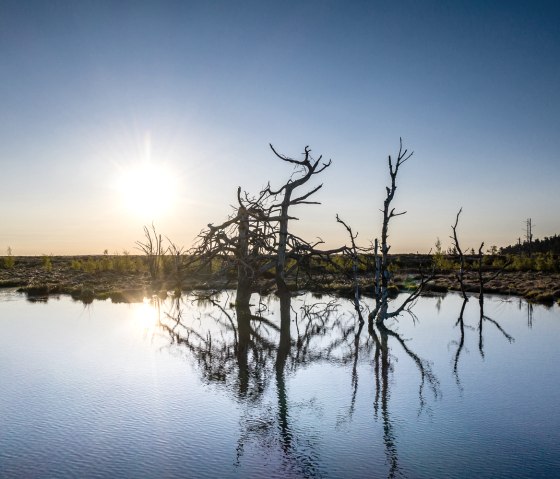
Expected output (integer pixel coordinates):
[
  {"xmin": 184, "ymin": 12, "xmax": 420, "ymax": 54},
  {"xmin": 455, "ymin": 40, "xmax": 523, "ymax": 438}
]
[{"xmin": 1, "ymin": 289, "xmax": 559, "ymax": 478}]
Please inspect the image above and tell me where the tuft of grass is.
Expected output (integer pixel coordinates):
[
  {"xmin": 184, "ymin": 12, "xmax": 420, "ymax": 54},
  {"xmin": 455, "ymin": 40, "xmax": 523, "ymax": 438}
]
[
  {"xmin": 3, "ymin": 247, "xmax": 15, "ymax": 269},
  {"xmin": 401, "ymin": 276, "xmax": 419, "ymax": 291},
  {"xmin": 42, "ymin": 254, "xmax": 53, "ymax": 272},
  {"xmin": 70, "ymin": 252, "xmax": 145, "ymax": 274}
]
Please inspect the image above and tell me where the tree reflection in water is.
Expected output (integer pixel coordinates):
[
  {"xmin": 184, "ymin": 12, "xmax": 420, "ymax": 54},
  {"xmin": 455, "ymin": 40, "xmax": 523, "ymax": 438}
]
[
  {"xmin": 452, "ymin": 297, "xmax": 469, "ymax": 389},
  {"xmin": 368, "ymin": 318, "xmax": 440, "ymax": 479},
  {"xmin": 478, "ymin": 297, "xmax": 514, "ymax": 359},
  {"xmin": 152, "ymin": 291, "xmax": 516, "ymax": 478},
  {"xmin": 450, "ymin": 291, "xmax": 514, "ymax": 391}
]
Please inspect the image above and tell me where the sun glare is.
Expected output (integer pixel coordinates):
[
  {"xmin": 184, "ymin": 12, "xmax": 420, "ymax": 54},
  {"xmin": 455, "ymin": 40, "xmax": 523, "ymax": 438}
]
[
  {"xmin": 117, "ymin": 162, "xmax": 178, "ymax": 219},
  {"xmin": 133, "ymin": 298, "xmax": 159, "ymax": 330}
]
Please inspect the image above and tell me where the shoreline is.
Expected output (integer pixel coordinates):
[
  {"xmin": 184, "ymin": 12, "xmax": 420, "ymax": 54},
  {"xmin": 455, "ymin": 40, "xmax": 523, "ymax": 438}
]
[{"xmin": 1, "ymin": 255, "xmax": 559, "ymax": 306}]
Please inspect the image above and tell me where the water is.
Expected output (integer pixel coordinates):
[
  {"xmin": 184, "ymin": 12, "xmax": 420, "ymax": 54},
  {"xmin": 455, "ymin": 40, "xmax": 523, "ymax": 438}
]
[{"xmin": 1, "ymin": 289, "xmax": 559, "ymax": 478}]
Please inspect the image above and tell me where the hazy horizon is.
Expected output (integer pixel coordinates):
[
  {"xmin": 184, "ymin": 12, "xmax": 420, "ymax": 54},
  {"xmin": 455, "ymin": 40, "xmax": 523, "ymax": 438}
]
[{"xmin": 1, "ymin": 1, "xmax": 559, "ymax": 256}]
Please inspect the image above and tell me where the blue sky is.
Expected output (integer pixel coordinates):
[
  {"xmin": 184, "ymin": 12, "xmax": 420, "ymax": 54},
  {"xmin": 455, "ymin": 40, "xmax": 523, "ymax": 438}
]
[{"xmin": 1, "ymin": 1, "xmax": 559, "ymax": 254}]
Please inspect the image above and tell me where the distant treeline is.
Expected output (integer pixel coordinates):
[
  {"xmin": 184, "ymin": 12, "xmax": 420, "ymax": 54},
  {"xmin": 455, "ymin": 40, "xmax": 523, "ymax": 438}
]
[{"xmin": 500, "ymin": 234, "xmax": 560, "ymax": 255}]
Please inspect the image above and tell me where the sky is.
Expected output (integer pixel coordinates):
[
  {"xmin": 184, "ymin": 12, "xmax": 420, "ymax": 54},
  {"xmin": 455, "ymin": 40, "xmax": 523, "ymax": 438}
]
[{"xmin": 1, "ymin": 0, "xmax": 559, "ymax": 255}]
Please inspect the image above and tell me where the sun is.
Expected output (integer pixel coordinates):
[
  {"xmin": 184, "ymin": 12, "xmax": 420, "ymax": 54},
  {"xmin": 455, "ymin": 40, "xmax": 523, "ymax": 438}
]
[{"xmin": 117, "ymin": 162, "xmax": 178, "ymax": 219}]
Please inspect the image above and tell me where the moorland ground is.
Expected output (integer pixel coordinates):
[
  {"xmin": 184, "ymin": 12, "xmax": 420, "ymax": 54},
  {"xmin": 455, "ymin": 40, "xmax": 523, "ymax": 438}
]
[{"xmin": 1, "ymin": 255, "xmax": 559, "ymax": 305}]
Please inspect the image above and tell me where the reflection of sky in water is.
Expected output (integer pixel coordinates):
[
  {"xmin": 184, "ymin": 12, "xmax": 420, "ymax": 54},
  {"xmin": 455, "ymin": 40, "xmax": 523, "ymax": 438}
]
[{"xmin": 0, "ymin": 290, "xmax": 559, "ymax": 478}]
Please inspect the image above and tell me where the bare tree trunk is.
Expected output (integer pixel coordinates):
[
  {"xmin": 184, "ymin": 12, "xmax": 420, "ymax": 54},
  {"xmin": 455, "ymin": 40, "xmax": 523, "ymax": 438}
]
[
  {"xmin": 372, "ymin": 238, "xmax": 382, "ymax": 317},
  {"xmin": 268, "ymin": 145, "xmax": 331, "ymax": 293},
  {"xmin": 451, "ymin": 208, "xmax": 468, "ymax": 301},
  {"xmin": 477, "ymin": 241, "xmax": 485, "ymax": 317},
  {"xmin": 276, "ymin": 199, "xmax": 291, "ymax": 294},
  {"xmin": 236, "ymin": 206, "xmax": 252, "ymax": 306}
]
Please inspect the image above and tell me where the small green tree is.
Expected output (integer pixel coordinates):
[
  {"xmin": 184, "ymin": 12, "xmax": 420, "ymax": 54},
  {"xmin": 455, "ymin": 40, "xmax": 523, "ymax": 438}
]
[{"xmin": 432, "ymin": 238, "xmax": 453, "ymax": 270}]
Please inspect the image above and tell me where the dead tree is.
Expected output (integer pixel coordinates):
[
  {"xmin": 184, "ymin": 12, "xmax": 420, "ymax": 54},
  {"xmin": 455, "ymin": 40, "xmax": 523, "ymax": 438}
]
[
  {"xmin": 444, "ymin": 210, "xmax": 471, "ymax": 387},
  {"xmin": 450, "ymin": 208, "xmax": 468, "ymax": 301},
  {"xmin": 266, "ymin": 144, "xmax": 332, "ymax": 293},
  {"xmin": 477, "ymin": 242, "xmax": 485, "ymax": 314},
  {"xmin": 336, "ymin": 214, "xmax": 367, "ymax": 323},
  {"xmin": 189, "ymin": 144, "xmax": 343, "ymax": 305},
  {"xmin": 368, "ymin": 139, "xmax": 434, "ymax": 325},
  {"xmin": 189, "ymin": 186, "xmax": 277, "ymax": 305}
]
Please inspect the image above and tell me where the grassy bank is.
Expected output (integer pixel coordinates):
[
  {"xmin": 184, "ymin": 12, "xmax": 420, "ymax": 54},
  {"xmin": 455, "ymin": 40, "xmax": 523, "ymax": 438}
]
[{"xmin": 1, "ymin": 254, "xmax": 559, "ymax": 306}]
